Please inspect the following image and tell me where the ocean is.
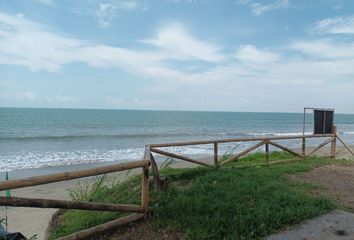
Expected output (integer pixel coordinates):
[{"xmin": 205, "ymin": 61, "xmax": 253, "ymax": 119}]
[{"xmin": 1, "ymin": 108, "xmax": 354, "ymax": 172}]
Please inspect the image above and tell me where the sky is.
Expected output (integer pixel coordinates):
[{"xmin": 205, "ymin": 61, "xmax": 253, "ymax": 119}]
[{"xmin": 0, "ymin": 0, "xmax": 354, "ymax": 113}]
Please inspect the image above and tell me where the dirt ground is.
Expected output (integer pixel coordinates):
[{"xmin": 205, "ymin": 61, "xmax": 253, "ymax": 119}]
[
  {"xmin": 102, "ymin": 219, "xmax": 184, "ymax": 240},
  {"xmin": 265, "ymin": 163, "xmax": 354, "ymax": 239},
  {"xmin": 290, "ymin": 163, "xmax": 354, "ymax": 211}
]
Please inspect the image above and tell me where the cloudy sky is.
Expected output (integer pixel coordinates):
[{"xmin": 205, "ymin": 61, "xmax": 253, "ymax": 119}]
[{"xmin": 0, "ymin": 0, "xmax": 354, "ymax": 113}]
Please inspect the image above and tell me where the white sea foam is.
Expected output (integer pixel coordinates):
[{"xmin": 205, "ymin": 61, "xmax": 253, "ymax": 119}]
[
  {"xmin": 0, "ymin": 142, "xmax": 256, "ymax": 172},
  {"xmin": 1, "ymin": 131, "xmax": 344, "ymax": 172},
  {"xmin": 273, "ymin": 132, "xmax": 312, "ymax": 136},
  {"xmin": 343, "ymin": 131, "xmax": 354, "ymax": 134},
  {"xmin": 0, "ymin": 148, "xmax": 145, "ymax": 172},
  {"xmin": 0, "ymin": 147, "xmax": 208, "ymax": 172},
  {"xmin": 236, "ymin": 132, "xmax": 312, "ymax": 137}
]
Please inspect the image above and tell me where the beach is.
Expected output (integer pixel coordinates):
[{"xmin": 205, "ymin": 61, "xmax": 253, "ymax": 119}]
[{"xmin": 1, "ymin": 144, "xmax": 353, "ymax": 239}]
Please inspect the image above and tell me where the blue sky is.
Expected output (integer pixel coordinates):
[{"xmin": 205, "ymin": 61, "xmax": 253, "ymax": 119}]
[{"xmin": 0, "ymin": 0, "xmax": 354, "ymax": 113}]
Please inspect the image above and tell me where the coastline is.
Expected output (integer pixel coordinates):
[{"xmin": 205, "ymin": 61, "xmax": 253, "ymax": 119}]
[{"xmin": 0, "ymin": 145, "xmax": 353, "ymax": 239}]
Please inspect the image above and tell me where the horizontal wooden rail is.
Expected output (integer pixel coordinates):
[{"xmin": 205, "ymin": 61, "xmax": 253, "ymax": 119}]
[
  {"xmin": 221, "ymin": 141, "xmax": 265, "ymax": 165},
  {"xmin": 0, "ymin": 160, "xmax": 149, "ymax": 191},
  {"xmin": 0, "ymin": 196, "xmax": 144, "ymax": 212},
  {"xmin": 268, "ymin": 140, "xmax": 304, "ymax": 158},
  {"xmin": 149, "ymin": 134, "xmax": 334, "ymax": 148},
  {"xmin": 150, "ymin": 148, "xmax": 212, "ymax": 167},
  {"xmin": 57, "ymin": 213, "xmax": 145, "ymax": 240}
]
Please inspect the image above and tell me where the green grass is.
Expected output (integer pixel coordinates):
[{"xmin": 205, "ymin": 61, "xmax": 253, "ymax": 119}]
[
  {"xmin": 49, "ymin": 153, "xmax": 348, "ymax": 239},
  {"xmin": 222, "ymin": 150, "xmax": 296, "ymax": 167},
  {"xmin": 153, "ymin": 157, "xmax": 339, "ymax": 239},
  {"xmin": 49, "ymin": 175, "xmax": 142, "ymax": 239}
]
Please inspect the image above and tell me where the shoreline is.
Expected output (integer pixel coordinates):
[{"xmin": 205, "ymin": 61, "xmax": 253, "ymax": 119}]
[
  {"xmin": 0, "ymin": 153, "xmax": 214, "ymax": 180},
  {"xmin": 2, "ymin": 142, "xmax": 353, "ymax": 180},
  {"xmin": 0, "ymin": 146, "xmax": 353, "ymax": 239}
]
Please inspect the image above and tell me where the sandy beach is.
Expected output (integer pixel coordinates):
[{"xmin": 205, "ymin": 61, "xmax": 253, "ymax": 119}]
[{"xmin": 1, "ymin": 145, "xmax": 353, "ymax": 240}]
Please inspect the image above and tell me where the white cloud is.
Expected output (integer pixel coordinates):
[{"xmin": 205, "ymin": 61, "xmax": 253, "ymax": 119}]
[
  {"xmin": 105, "ymin": 96, "xmax": 123, "ymax": 105},
  {"xmin": 235, "ymin": 45, "xmax": 280, "ymax": 63},
  {"xmin": 143, "ymin": 23, "xmax": 225, "ymax": 62},
  {"xmin": 0, "ymin": 12, "xmax": 223, "ymax": 84},
  {"xmin": 237, "ymin": 0, "xmax": 289, "ymax": 16},
  {"xmin": 310, "ymin": 16, "xmax": 354, "ymax": 34},
  {"xmin": 53, "ymin": 95, "xmax": 81, "ymax": 103},
  {"xmin": 116, "ymin": 0, "xmax": 147, "ymax": 10},
  {"xmin": 290, "ymin": 39, "xmax": 354, "ymax": 59},
  {"xmin": 0, "ymin": 93, "xmax": 80, "ymax": 104},
  {"xmin": 95, "ymin": 1, "xmax": 147, "ymax": 28},
  {"xmin": 140, "ymin": 33, "xmax": 354, "ymax": 110},
  {"xmin": 96, "ymin": 3, "xmax": 117, "ymax": 28},
  {"xmin": 0, "ymin": 13, "xmax": 86, "ymax": 72},
  {"xmin": 2, "ymin": 12, "xmax": 354, "ymax": 111},
  {"xmin": 0, "ymin": 91, "xmax": 38, "ymax": 101},
  {"xmin": 15, "ymin": 13, "xmax": 24, "ymax": 18},
  {"xmin": 146, "ymin": 54, "xmax": 354, "ymax": 111}
]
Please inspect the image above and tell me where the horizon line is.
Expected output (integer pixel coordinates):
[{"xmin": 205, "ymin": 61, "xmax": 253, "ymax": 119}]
[{"xmin": 1, "ymin": 106, "xmax": 353, "ymax": 115}]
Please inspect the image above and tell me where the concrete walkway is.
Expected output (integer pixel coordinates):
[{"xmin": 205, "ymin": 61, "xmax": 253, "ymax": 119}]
[{"xmin": 267, "ymin": 210, "xmax": 354, "ymax": 240}]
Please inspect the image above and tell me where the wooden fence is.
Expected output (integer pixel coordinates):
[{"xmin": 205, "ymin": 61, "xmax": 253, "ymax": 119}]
[
  {"xmin": 2, "ymin": 129, "xmax": 354, "ymax": 238},
  {"xmin": 0, "ymin": 160, "xmax": 150, "ymax": 240},
  {"xmin": 146, "ymin": 130, "xmax": 354, "ymax": 189}
]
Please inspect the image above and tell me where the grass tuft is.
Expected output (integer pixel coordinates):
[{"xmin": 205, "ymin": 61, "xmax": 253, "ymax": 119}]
[{"xmin": 49, "ymin": 175, "xmax": 141, "ymax": 239}]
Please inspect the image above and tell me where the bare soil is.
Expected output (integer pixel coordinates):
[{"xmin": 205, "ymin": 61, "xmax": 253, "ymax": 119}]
[
  {"xmin": 101, "ymin": 218, "xmax": 184, "ymax": 240},
  {"xmin": 290, "ymin": 163, "xmax": 354, "ymax": 211},
  {"xmin": 268, "ymin": 163, "xmax": 354, "ymax": 239}
]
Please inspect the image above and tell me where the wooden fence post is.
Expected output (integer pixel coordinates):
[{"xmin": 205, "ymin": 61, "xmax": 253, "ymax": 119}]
[
  {"xmin": 302, "ymin": 137, "xmax": 306, "ymax": 157},
  {"xmin": 331, "ymin": 126, "xmax": 337, "ymax": 158},
  {"xmin": 145, "ymin": 145, "xmax": 161, "ymax": 190},
  {"xmin": 265, "ymin": 140, "xmax": 269, "ymax": 163},
  {"xmin": 214, "ymin": 142, "xmax": 218, "ymax": 167},
  {"xmin": 141, "ymin": 165, "xmax": 149, "ymax": 218}
]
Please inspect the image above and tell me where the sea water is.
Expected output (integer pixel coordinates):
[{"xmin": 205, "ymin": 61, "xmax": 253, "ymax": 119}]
[{"xmin": 1, "ymin": 108, "xmax": 354, "ymax": 172}]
